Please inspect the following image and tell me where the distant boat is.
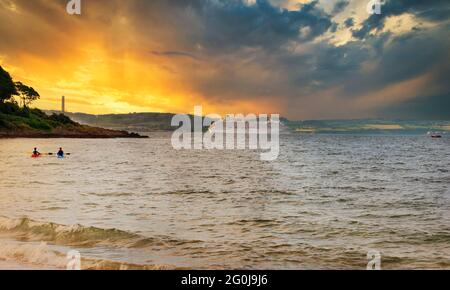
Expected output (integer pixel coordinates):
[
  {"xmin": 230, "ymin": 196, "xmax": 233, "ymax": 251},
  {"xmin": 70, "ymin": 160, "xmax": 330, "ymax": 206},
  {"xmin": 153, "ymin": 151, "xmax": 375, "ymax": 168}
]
[{"xmin": 428, "ymin": 131, "xmax": 443, "ymax": 138}]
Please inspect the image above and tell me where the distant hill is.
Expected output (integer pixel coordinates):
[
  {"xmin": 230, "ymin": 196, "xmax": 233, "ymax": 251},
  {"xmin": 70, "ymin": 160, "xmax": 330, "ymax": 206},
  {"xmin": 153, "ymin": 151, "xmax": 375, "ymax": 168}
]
[
  {"xmin": 45, "ymin": 111, "xmax": 214, "ymax": 132},
  {"xmin": 44, "ymin": 111, "xmax": 450, "ymax": 135}
]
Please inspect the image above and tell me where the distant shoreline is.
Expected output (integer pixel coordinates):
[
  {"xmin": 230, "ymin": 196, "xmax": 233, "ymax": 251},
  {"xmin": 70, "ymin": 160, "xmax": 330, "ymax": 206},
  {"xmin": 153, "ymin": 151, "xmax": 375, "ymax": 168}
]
[
  {"xmin": 0, "ymin": 131, "xmax": 148, "ymax": 139},
  {"xmin": 0, "ymin": 135, "xmax": 147, "ymax": 139},
  {"xmin": 0, "ymin": 126, "xmax": 148, "ymax": 139}
]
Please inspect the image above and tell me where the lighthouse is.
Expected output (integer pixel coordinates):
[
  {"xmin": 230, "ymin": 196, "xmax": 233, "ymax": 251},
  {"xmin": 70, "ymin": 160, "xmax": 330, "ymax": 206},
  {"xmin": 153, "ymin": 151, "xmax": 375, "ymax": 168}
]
[{"xmin": 62, "ymin": 96, "xmax": 65, "ymax": 114}]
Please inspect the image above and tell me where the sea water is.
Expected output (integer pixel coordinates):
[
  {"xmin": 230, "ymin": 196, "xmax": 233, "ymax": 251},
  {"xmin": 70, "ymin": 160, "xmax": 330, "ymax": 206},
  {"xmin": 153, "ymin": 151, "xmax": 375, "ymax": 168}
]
[{"xmin": 0, "ymin": 133, "xmax": 449, "ymax": 269}]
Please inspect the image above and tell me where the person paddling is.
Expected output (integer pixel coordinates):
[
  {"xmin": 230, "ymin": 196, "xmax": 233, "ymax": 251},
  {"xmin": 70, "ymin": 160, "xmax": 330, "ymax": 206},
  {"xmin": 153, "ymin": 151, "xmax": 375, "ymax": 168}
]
[
  {"xmin": 57, "ymin": 147, "xmax": 64, "ymax": 158},
  {"xmin": 32, "ymin": 148, "xmax": 40, "ymax": 156}
]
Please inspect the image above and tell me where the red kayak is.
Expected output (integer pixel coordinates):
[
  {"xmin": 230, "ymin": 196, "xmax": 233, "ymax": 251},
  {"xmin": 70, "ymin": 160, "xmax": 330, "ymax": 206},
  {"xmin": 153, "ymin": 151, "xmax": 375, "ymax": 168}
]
[{"xmin": 31, "ymin": 153, "xmax": 41, "ymax": 158}]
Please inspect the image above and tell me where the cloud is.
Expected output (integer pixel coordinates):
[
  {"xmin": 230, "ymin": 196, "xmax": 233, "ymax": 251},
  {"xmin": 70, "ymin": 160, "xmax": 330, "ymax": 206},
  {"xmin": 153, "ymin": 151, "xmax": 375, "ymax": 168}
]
[
  {"xmin": 150, "ymin": 50, "xmax": 202, "ymax": 61},
  {"xmin": 194, "ymin": 0, "xmax": 333, "ymax": 51},
  {"xmin": 332, "ymin": 0, "xmax": 349, "ymax": 15},
  {"xmin": 353, "ymin": 0, "xmax": 450, "ymax": 39},
  {"xmin": 0, "ymin": 0, "xmax": 448, "ymax": 119},
  {"xmin": 344, "ymin": 17, "xmax": 354, "ymax": 28}
]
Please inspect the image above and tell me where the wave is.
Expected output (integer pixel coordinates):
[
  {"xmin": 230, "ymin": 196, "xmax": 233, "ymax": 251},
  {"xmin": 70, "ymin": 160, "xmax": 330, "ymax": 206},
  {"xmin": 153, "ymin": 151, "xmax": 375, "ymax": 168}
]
[
  {"xmin": 0, "ymin": 216, "xmax": 190, "ymax": 269},
  {"xmin": 0, "ymin": 240, "xmax": 170, "ymax": 270},
  {"xmin": 0, "ymin": 216, "xmax": 201, "ymax": 250}
]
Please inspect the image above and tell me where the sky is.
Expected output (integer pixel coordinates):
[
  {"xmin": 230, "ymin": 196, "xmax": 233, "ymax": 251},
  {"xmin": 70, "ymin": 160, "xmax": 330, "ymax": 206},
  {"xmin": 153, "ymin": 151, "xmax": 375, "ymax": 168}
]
[{"xmin": 0, "ymin": 0, "xmax": 449, "ymax": 119}]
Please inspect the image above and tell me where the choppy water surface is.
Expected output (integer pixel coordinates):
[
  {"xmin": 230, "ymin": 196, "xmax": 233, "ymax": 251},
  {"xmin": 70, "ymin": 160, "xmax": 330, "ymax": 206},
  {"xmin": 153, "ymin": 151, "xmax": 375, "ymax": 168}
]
[{"xmin": 0, "ymin": 133, "xmax": 449, "ymax": 269}]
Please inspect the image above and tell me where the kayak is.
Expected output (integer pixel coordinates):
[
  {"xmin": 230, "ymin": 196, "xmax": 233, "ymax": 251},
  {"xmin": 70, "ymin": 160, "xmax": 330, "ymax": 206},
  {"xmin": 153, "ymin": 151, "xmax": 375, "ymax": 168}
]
[
  {"xmin": 31, "ymin": 154, "xmax": 41, "ymax": 158},
  {"xmin": 57, "ymin": 154, "xmax": 65, "ymax": 159}
]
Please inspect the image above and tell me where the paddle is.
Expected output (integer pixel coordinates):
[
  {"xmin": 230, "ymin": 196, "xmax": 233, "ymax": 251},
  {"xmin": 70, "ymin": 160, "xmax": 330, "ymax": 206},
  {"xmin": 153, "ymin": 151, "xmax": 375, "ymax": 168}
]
[{"xmin": 29, "ymin": 153, "xmax": 71, "ymax": 156}]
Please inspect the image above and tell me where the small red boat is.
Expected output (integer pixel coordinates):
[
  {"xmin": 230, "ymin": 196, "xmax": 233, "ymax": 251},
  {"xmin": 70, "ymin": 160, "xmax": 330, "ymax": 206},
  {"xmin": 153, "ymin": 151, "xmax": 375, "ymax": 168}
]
[{"xmin": 31, "ymin": 153, "xmax": 41, "ymax": 158}]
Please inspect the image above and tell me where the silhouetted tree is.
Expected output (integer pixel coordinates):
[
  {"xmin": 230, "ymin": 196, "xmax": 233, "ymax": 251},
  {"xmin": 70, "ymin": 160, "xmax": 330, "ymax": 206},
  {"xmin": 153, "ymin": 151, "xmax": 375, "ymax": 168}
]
[
  {"xmin": 0, "ymin": 66, "xmax": 17, "ymax": 103},
  {"xmin": 15, "ymin": 82, "xmax": 40, "ymax": 107}
]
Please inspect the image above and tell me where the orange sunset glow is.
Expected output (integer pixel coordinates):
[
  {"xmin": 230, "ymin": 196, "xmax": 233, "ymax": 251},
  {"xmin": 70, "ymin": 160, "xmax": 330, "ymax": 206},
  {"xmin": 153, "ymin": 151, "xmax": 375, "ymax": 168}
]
[
  {"xmin": 1, "ymin": 0, "xmax": 449, "ymax": 119},
  {"xmin": 0, "ymin": 0, "xmax": 283, "ymax": 116}
]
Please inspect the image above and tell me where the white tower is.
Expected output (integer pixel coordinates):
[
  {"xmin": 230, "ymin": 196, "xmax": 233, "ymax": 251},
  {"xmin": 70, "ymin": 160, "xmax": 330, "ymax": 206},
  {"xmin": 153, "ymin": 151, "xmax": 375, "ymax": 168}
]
[{"xmin": 62, "ymin": 96, "xmax": 65, "ymax": 114}]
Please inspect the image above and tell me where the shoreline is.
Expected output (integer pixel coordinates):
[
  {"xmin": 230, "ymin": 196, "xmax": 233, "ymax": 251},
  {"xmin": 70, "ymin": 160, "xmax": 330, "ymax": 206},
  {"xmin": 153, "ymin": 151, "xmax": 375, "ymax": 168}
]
[
  {"xmin": 0, "ymin": 135, "xmax": 148, "ymax": 139},
  {"xmin": 0, "ymin": 130, "xmax": 148, "ymax": 139}
]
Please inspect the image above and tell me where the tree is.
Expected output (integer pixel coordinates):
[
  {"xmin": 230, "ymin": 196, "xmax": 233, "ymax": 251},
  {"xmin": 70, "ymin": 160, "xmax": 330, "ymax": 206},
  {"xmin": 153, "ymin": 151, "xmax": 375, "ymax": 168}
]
[
  {"xmin": 15, "ymin": 82, "xmax": 40, "ymax": 107},
  {"xmin": 0, "ymin": 66, "xmax": 18, "ymax": 103}
]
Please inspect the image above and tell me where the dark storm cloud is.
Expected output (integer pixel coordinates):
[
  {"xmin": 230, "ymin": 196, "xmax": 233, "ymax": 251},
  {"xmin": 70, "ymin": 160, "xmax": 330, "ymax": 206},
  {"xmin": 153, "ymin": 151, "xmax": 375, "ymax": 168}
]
[
  {"xmin": 188, "ymin": 0, "xmax": 333, "ymax": 51},
  {"xmin": 332, "ymin": 0, "xmax": 349, "ymax": 15},
  {"xmin": 342, "ymin": 28, "xmax": 450, "ymax": 97},
  {"xmin": 353, "ymin": 0, "xmax": 450, "ymax": 39},
  {"xmin": 1, "ymin": 0, "xmax": 449, "ymax": 119},
  {"xmin": 112, "ymin": 0, "xmax": 332, "ymax": 57},
  {"xmin": 128, "ymin": 0, "xmax": 449, "ymax": 118},
  {"xmin": 344, "ymin": 17, "xmax": 354, "ymax": 28}
]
